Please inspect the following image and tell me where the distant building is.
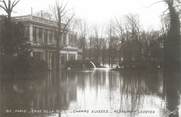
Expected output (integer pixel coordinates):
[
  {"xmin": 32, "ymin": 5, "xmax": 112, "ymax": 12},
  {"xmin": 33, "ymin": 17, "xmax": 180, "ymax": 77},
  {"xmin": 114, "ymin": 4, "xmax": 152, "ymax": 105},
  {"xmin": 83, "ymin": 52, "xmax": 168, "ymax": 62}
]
[{"xmin": 14, "ymin": 15, "xmax": 81, "ymax": 70}]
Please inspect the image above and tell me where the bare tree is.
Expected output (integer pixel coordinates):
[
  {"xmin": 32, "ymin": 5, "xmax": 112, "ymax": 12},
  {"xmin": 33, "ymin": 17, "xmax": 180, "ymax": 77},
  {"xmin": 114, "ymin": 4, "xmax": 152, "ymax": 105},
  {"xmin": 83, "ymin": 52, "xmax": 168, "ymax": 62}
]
[
  {"xmin": 106, "ymin": 22, "xmax": 120, "ymax": 67},
  {"xmin": 52, "ymin": 1, "xmax": 74, "ymax": 78},
  {"xmin": 0, "ymin": 0, "xmax": 20, "ymax": 20},
  {"xmin": 92, "ymin": 26, "xmax": 100, "ymax": 64},
  {"xmin": 87, "ymin": 25, "xmax": 106, "ymax": 65},
  {"xmin": 114, "ymin": 18, "xmax": 125, "ymax": 40},
  {"xmin": 162, "ymin": 2, "xmax": 181, "ymax": 117},
  {"xmin": 114, "ymin": 18, "xmax": 126, "ymax": 64},
  {"xmin": 125, "ymin": 14, "xmax": 141, "ymax": 40},
  {"xmin": 162, "ymin": 0, "xmax": 181, "ymax": 69},
  {"xmin": 73, "ymin": 18, "xmax": 88, "ymax": 60},
  {"xmin": 115, "ymin": 15, "xmax": 143, "ymax": 68},
  {"xmin": 107, "ymin": 23, "xmax": 113, "ymax": 67}
]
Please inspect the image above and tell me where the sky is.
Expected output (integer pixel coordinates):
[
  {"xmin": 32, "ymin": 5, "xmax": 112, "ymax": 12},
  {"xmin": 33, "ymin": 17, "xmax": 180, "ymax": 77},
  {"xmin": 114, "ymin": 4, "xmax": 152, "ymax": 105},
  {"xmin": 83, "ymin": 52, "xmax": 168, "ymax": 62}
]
[{"xmin": 4, "ymin": 0, "xmax": 167, "ymax": 31}]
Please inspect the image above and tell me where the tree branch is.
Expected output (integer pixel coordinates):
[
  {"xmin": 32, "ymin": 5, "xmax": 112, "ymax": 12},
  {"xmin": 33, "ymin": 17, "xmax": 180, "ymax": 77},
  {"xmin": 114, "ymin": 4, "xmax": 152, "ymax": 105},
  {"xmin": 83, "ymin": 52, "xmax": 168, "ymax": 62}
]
[
  {"xmin": 11, "ymin": 0, "xmax": 20, "ymax": 9},
  {"xmin": 63, "ymin": 14, "xmax": 75, "ymax": 31},
  {"xmin": 146, "ymin": 0, "xmax": 164, "ymax": 8},
  {"xmin": 0, "ymin": 4, "xmax": 7, "ymax": 12},
  {"xmin": 1, "ymin": 0, "xmax": 8, "ymax": 10}
]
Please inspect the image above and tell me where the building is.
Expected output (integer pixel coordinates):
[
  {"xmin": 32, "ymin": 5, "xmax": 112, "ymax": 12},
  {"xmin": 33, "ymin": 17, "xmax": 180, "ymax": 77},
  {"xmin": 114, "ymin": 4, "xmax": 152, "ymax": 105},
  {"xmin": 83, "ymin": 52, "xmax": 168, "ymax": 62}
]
[{"xmin": 14, "ymin": 15, "xmax": 81, "ymax": 70}]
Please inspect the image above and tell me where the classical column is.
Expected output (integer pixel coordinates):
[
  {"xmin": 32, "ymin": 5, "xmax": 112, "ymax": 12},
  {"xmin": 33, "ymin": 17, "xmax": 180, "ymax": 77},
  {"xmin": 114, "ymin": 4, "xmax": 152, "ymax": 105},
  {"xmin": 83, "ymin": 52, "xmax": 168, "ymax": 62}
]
[
  {"xmin": 66, "ymin": 32, "xmax": 69, "ymax": 46},
  {"xmin": 67, "ymin": 53, "xmax": 69, "ymax": 61},
  {"xmin": 29, "ymin": 24, "xmax": 33, "ymax": 42},
  {"xmin": 29, "ymin": 24, "xmax": 34, "ymax": 56},
  {"xmin": 47, "ymin": 30, "xmax": 50, "ymax": 44},
  {"xmin": 42, "ymin": 29, "xmax": 44, "ymax": 44},
  {"xmin": 75, "ymin": 53, "xmax": 78, "ymax": 60},
  {"xmin": 36, "ymin": 28, "xmax": 39, "ymax": 43}
]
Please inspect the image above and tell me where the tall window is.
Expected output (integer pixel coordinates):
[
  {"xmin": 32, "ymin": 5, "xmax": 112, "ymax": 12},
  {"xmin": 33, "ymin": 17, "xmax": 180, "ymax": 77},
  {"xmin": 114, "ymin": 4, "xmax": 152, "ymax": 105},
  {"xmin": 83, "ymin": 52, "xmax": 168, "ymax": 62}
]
[
  {"xmin": 39, "ymin": 28, "xmax": 43, "ymax": 43},
  {"xmin": 52, "ymin": 32, "xmax": 55, "ymax": 43},
  {"xmin": 63, "ymin": 33, "xmax": 66, "ymax": 45},
  {"xmin": 24, "ymin": 26, "xmax": 29, "ymax": 40},
  {"xmin": 33, "ymin": 27, "xmax": 37, "ymax": 42},
  {"xmin": 44, "ymin": 29, "xmax": 48, "ymax": 44},
  {"xmin": 49, "ymin": 31, "xmax": 53, "ymax": 44}
]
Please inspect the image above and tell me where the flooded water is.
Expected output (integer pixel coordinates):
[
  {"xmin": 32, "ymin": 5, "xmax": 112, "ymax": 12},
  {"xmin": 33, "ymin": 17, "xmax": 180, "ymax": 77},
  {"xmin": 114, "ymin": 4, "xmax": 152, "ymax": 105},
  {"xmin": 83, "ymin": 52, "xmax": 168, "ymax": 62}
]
[{"xmin": 0, "ymin": 68, "xmax": 181, "ymax": 117}]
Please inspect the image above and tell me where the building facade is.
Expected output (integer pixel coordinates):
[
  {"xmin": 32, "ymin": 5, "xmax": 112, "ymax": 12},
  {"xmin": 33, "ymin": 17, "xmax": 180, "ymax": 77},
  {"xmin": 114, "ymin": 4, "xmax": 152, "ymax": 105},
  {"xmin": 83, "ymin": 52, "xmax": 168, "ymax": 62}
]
[{"xmin": 15, "ymin": 15, "xmax": 81, "ymax": 70}]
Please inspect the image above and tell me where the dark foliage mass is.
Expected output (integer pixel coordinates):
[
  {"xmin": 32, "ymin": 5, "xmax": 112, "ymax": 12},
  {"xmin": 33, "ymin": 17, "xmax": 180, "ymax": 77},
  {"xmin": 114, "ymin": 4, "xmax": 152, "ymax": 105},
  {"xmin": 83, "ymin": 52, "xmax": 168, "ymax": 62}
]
[
  {"xmin": 1, "ymin": 56, "xmax": 48, "ymax": 80},
  {"xmin": 0, "ymin": 17, "xmax": 31, "ymax": 57},
  {"xmin": 0, "ymin": 17, "xmax": 48, "ymax": 80}
]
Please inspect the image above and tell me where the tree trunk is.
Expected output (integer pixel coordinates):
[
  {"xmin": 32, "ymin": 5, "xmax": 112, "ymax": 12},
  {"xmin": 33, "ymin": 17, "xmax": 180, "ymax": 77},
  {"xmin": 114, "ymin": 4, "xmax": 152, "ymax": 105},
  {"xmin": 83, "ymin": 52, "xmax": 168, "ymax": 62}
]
[
  {"xmin": 164, "ymin": 3, "xmax": 181, "ymax": 70},
  {"xmin": 56, "ymin": 23, "xmax": 61, "ymax": 78}
]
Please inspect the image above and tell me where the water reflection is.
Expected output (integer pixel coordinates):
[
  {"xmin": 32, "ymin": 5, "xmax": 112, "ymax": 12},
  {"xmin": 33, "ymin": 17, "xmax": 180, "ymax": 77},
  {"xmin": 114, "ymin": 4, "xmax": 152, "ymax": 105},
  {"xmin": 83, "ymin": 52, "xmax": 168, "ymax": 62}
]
[
  {"xmin": 119, "ymin": 70, "xmax": 162, "ymax": 115},
  {"xmin": 0, "ymin": 69, "xmax": 180, "ymax": 117},
  {"xmin": 163, "ymin": 69, "xmax": 181, "ymax": 117}
]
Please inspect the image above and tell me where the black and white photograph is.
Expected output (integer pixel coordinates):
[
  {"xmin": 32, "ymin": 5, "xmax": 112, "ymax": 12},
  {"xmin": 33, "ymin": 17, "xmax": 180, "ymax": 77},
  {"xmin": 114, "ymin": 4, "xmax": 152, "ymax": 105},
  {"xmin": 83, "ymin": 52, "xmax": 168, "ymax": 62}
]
[{"xmin": 0, "ymin": 0, "xmax": 181, "ymax": 117}]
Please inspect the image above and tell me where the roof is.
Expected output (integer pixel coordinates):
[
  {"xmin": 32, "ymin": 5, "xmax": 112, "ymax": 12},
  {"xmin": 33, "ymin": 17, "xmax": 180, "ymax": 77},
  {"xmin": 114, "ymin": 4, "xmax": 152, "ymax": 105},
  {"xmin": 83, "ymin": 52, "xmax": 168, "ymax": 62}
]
[{"xmin": 13, "ymin": 15, "xmax": 66, "ymax": 29}]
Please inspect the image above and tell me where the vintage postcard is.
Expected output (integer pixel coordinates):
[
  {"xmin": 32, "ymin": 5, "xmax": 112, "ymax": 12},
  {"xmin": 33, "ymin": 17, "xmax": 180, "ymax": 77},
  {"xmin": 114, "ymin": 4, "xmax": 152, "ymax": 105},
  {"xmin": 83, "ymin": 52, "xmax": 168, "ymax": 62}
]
[{"xmin": 0, "ymin": 0, "xmax": 180, "ymax": 117}]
